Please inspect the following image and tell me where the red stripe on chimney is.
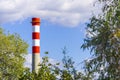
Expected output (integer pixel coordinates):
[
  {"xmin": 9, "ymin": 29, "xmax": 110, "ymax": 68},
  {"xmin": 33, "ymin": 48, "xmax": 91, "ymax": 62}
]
[
  {"xmin": 32, "ymin": 46, "xmax": 40, "ymax": 53},
  {"xmin": 32, "ymin": 32, "xmax": 40, "ymax": 39}
]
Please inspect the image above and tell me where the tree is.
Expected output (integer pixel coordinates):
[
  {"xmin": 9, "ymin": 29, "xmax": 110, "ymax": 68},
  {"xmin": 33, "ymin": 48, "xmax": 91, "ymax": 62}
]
[
  {"xmin": 20, "ymin": 52, "xmax": 57, "ymax": 80},
  {"xmin": 82, "ymin": 0, "xmax": 120, "ymax": 79},
  {"xmin": 34, "ymin": 56, "xmax": 56, "ymax": 80},
  {"xmin": 0, "ymin": 28, "xmax": 28, "ymax": 80},
  {"xmin": 20, "ymin": 48, "xmax": 88, "ymax": 80},
  {"xmin": 58, "ymin": 47, "xmax": 89, "ymax": 80},
  {"xmin": 48, "ymin": 47, "xmax": 90, "ymax": 80}
]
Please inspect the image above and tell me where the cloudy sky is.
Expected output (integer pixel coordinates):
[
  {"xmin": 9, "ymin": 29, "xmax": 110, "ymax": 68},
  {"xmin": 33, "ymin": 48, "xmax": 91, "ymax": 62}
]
[
  {"xmin": 0, "ymin": 0, "xmax": 99, "ymax": 26},
  {"xmin": 0, "ymin": 0, "xmax": 100, "ymax": 69}
]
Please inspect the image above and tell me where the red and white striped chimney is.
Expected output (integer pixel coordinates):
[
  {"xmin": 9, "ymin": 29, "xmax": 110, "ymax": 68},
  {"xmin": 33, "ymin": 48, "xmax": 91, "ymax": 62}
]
[{"xmin": 31, "ymin": 17, "xmax": 40, "ymax": 72}]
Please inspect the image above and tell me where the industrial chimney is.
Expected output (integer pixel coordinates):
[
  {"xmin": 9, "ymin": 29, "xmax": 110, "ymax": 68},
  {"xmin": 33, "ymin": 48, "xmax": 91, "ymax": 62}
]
[{"xmin": 31, "ymin": 17, "xmax": 40, "ymax": 73}]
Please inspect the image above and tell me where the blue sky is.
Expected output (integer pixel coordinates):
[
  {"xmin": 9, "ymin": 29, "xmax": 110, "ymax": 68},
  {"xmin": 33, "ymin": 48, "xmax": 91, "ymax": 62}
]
[
  {"xmin": 0, "ymin": 0, "xmax": 100, "ymax": 69},
  {"xmin": 1, "ymin": 18, "xmax": 91, "ymax": 69}
]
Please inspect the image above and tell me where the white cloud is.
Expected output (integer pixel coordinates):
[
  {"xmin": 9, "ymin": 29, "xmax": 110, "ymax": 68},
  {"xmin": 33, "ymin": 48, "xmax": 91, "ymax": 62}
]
[
  {"xmin": 24, "ymin": 53, "xmax": 32, "ymax": 69},
  {"xmin": 0, "ymin": 0, "xmax": 99, "ymax": 27}
]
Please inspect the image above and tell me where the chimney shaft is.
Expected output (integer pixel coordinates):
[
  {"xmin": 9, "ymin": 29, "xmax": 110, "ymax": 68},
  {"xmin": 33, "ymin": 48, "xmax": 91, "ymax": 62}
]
[{"xmin": 31, "ymin": 17, "xmax": 40, "ymax": 73}]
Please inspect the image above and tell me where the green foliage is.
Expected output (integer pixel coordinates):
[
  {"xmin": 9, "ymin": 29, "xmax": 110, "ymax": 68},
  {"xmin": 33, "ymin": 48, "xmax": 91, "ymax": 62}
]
[
  {"xmin": 36, "ymin": 56, "xmax": 56, "ymax": 80},
  {"xmin": 20, "ymin": 49, "xmax": 88, "ymax": 80},
  {"xmin": 82, "ymin": 0, "xmax": 120, "ymax": 79},
  {"xmin": 0, "ymin": 28, "xmax": 28, "ymax": 79},
  {"xmin": 19, "ymin": 68, "xmax": 34, "ymax": 80},
  {"xmin": 51, "ymin": 47, "xmax": 90, "ymax": 80},
  {"xmin": 0, "ymin": 27, "xmax": 93, "ymax": 79},
  {"xmin": 60, "ymin": 47, "xmax": 83, "ymax": 80},
  {"xmin": 20, "ymin": 54, "xmax": 56, "ymax": 80},
  {"xmin": 20, "ymin": 56, "xmax": 56, "ymax": 80}
]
